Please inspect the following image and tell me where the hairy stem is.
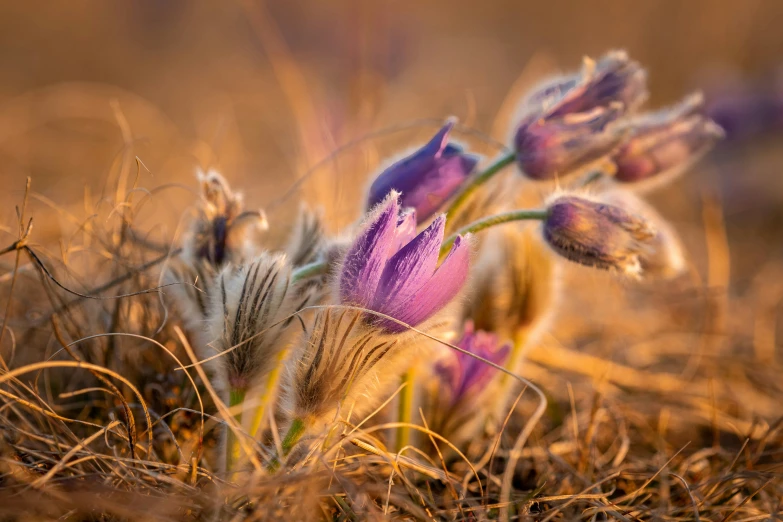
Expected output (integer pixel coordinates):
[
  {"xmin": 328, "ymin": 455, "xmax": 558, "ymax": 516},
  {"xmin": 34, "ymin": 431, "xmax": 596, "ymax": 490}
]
[
  {"xmin": 440, "ymin": 208, "xmax": 550, "ymax": 257},
  {"xmin": 249, "ymin": 351, "xmax": 287, "ymax": 438},
  {"xmin": 268, "ymin": 417, "xmax": 306, "ymax": 472},
  {"xmin": 445, "ymin": 151, "xmax": 516, "ymax": 219},
  {"xmin": 291, "ymin": 260, "xmax": 327, "ymax": 283},
  {"xmin": 227, "ymin": 387, "xmax": 246, "ymax": 472},
  {"xmin": 395, "ymin": 367, "xmax": 417, "ymax": 453}
]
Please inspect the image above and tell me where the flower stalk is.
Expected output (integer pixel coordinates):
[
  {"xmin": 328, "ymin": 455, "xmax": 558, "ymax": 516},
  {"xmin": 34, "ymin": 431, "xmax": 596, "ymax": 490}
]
[
  {"xmin": 445, "ymin": 152, "xmax": 516, "ymax": 220},
  {"xmin": 291, "ymin": 260, "xmax": 328, "ymax": 283},
  {"xmin": 395, "ymin": 366, "xmax": 417, "ymax": 453},
  {"xmin": 227, "ymin": 387, "xmax": 246, "ymax": 472},
  {"xmin": 268, "ymin": 417, "xmax": 307, "ymax": 472},
  {"xmin": 440, "ymin": 208, "xmax": 550, "ymax": 258}
]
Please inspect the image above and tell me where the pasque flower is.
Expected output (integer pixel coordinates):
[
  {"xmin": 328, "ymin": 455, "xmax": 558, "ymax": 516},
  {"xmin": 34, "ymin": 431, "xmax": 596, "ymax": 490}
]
[
  {"xmin": 435, "ymin": 322, "xmax": 511, "ymax": 403},
  {"xmin": 514, "ymin": 51, "xmax": 648, "ymax": 180},
  {"xmin": 542, "ymin": 194, "xmax": 657, "ymax": 278},
  {"xmin": 340, "ymin": 191, "xmax": 470, "ymax": 333},
  {"xmin": 367, "ymin": 120, "xmax": 479, "ymax": 221},
  {"xmin": 612, "ymin": 93, "xmax": 725, "ymax": 187},
  {"xmin": 190, "ymin": 169, "xmax": 268, "ymax": 267},
  {"xmin": 515, "ymin": 105, "xmax": 626, "ymax": 180}
]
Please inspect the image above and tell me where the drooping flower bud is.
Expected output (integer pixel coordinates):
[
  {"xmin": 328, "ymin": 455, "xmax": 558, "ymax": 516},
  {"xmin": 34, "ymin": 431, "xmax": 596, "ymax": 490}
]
[
  {"xmin": 601, "ymin": 190, "xmax": 687, "ymax": 279},
  {"xmin": 340, "ymin": 192, "xmax": 470, "ymax": 333},
  {"xmin": 612, "ymin": 93, "xmax": 725, "ymax": 190},
  {"xmin": 545, "ymin": 51, "xmax": 648, "ymax": 118},
  {"xmin": 513, "ymin": 51, "xmax": 648, "ymax": 180},
  {"xmin": 515, "ymin": 105, "xmax": 626, "ymax": 180},
  {"xmin": 542, "ymin": 194, "xmax": 657, "ymax": 278},
  {"xmin": 367, "ymin": 120, "xmax": 479, "ymax": 221}
]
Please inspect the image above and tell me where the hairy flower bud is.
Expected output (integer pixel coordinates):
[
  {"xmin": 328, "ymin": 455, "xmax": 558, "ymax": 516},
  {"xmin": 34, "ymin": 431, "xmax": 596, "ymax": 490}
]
[
  {"xmin": 367, "ymin": 120, "xmax": 479, "ymax": 221},
  {"xmin": 601, "ymin": 190, "xmax": 687, "ymax": 279},
  {"xmin": 206, "ymin": 253, "xmax": 294, "ymax": 391},
  {"xmin": 547, "ymin": 51, "xmax": 648, "ymax": 118},
  {"xmin": 514, "ymin": 51, "xmax": 648, "ymax": 180},
  {"xmin": 613, "ymin": 93, "xmax": 725, "ymax": 190},
  {"xmin": 515, "ymin": 105, "xmax": 626, "ymax": 180},
  {"xmin": 542, "ymin": 195, "xmax": 657, "ymax": 278}
]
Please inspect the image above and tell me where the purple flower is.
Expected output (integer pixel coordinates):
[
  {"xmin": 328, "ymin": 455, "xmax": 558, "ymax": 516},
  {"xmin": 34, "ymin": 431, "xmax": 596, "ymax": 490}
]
[
  {"xmin": 515, "ymin": 105, "xmax": 625, "ymax": 180},
  {"xmin": 435, "ymin": 322, "xmax": 510, "ymax": 402},
  {"xmin": 543, "ymin": 195, "xmax": 657, "ymax": 278},
  {"xmin": 340, "ymin": 192, "xmax": 470, "ymax": 333},
  {"xmin": 514, "ymin": 51, "xmax": 648, "ymax": 180},
  {"xmin": 367, "ymin": 120, "xmax": 479, "ymax": 221},
  {"xmin": 613, "ymin": 93, "xmax": 725, "ymax": 185},
  {"xmin": 545, "ymin": 51, "xmax": 648, "ymax": 118}
]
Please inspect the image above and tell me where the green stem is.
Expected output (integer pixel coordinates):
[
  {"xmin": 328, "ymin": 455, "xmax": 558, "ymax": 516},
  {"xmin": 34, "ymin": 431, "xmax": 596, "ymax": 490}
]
[
  {"xmin": 445, "ymin": 151, "xmax": 516, "ymax": 220},
  {"xmin": 268, "ymin": 417, "xmax": 306, "ymax": 472},
  {"xmin": 291, "ymin": 260, "xmax": 327, "ymax": 283},
  {"xmin": 439, "ymin": 208, "xmax": 550, "ymax": 257},
  {"xmin": 395, "ymin": 367, "xmax": 416, "ymax": 453},
  {"xmin": 227, "ymin": 387, "xmax": 246, "ymax": 472}
]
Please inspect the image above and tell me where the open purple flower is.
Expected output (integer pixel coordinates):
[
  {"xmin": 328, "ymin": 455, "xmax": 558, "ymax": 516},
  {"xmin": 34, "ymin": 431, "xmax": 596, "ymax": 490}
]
[
  {"xmin": 612, "ymin": 93, "xmax": 725, "ymax": 187},
  {"xmin": 367, "ymin": 120, "xmax": 479, "ymax": 221},
  {"xmin": 435, "ymin": 322, "xmax": 511, "ymax": 403},
  {"xmin": 514, "ymin": 51, "xmax": 648, "ymax": 180},
  {"xmin": 340, "ymin": 192, "xmax": 470, "ymax": 333}
]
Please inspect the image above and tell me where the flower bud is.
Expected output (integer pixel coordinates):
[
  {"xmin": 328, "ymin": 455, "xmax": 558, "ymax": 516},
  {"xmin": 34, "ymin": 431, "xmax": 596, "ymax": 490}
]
[
  {"xmin": 613, "ymin": 93, "xmax": 725, "ymax": 190},
  {"xmin": 542, "ymin": 195, "xmax": 657, "ymax": 278},
  {"xmin": 601, "ymin": 190, "xmax": 687, "ymax": 279},
  {"xmin": 548, "ymin": 51, "xmax": 648, "ymax": 118},
  {"xmin": 515, "ymin": 105, "xmax": 626, "ymax": 180},
  {"xmin": 367, "ymin": 120, "xmax": 479, "ymax": 221}
]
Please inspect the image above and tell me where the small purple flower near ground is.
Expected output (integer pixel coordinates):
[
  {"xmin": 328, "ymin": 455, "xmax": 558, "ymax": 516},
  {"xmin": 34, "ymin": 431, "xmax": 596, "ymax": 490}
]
[
  {"xmin": 367, "ymin": 120, "xmax": 479, "ymax": 221},
  {"xmin": 435, "ymin": 322, "xmax": 511, "ymax": 403},
  {"xmin": 340, "ymin": 192, "xmax": 470, "ymax": 333}
]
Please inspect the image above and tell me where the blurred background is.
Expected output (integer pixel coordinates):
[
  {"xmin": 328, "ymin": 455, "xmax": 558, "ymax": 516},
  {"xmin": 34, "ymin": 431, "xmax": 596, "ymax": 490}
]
[{"xmin": 1, "ymin": 1, "xmax": 782, "ymax": 428}]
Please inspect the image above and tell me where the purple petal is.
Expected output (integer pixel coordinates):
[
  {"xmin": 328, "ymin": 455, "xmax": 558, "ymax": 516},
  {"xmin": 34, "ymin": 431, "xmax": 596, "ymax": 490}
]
[
  {"xmin": 392, "ymin": 209, "xmax": 418, "ymax": 252},
  {"xmin": 339, "ymin": 196, "xmax": 400, "ymax": 307},
  {"xmin": 434, "ymin": 321, "xmax": 511, "ymax": 402},
  {"xmin": 424, "ymin": 120, "xmax": 456, "ymax": 158},
  {"xmin": 367, "ymin": 121, "xmax": 464, "ymax": 215},
  {"xmin": 373, "ymin": 215, "xmax": 445, "ymax": 316},
  {"xmin": 400, "ymin": 154, "xmax": 479, "ymax": 220},
  {"xmin": 382, "ymin": 234, "xmax": 470, "ymax": 332}
]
